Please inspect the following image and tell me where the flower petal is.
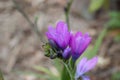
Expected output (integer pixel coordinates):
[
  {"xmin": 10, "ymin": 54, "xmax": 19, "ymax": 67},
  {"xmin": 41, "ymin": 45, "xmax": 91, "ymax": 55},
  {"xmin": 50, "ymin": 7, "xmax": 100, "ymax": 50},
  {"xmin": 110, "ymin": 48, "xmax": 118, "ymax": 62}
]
[
  {"xmin": 76, "ymin": 58, "xmax": 88, "ymax": 77},
  {"xmin": 56, "ymin": 21, "xmax": 68, "ymax": 33},
  {"xmin": 46, "ymin": 26, "xmax": 57, "ymax": 40},
  {"xmin": 77, "ymin": 58, "xmax": 88, "ymax": 72},
  {"xmin": 70, "ymin": 32, "xmax": 92, "ymax": 61},
  {"xmin": 46, "ymin": 21, "xmax": 71, "ymax": 50},
  {"xmin": 82, "ymin": 76, "xmax": 90, "ymax": 80},
  {"xmin": 75, "ymin": 32, "xmax": 83, "ymax": 37},
  {"xmin": 75, "ymin": 57, "xmax": 98, "ymax": 79},
  {"xmin": 81, "ymin": 57, "xmax": 98, "ymax": 73},
  {"xmin": 62, "ymin": 47, "xmax": 71, "ymax": 59}
]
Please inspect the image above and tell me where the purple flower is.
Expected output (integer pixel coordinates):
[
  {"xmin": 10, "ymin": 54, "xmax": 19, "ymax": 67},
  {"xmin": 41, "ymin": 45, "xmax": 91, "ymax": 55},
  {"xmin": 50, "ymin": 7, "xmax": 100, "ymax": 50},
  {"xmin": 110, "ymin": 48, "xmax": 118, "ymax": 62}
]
[
  {"xmin": 46, "ymin": 21, "xmax": 71, "ymax": 59},
  {"xmin": 62, "ymin": 47, "xmax": 71, "ymax": 59},
  {"xmin": 81, "ymin": 76, "xmax": 90, "ymax": 80},
  {"xmin": 75, "ymin": 57, "xmax": 98, "ymax": 80},
  {"xmin": 70, "ymin": 32, "xmax": 91, "ymax": 61},
  {"xmin": 46, "ymin": 21, "xmax": 71, "ymax": 50}
]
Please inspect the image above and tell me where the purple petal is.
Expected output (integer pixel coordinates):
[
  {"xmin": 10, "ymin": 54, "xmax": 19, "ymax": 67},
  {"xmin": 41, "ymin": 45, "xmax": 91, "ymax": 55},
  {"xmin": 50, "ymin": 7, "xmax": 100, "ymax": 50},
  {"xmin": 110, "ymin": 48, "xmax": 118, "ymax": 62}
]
[
  {"xmin": 46, "ymin": 26, "xmax": 57, "ymax": 40},
  {"xmin": 48, "ymin": 39, "xmax": 58, "ymax": 49},
  {"xmin": 69, "ymin": 34, "xmax": 75, "ymax": 49},
  {"xmin": 75, "ymin": 36, "xmax": 85, "ymax": 54},
  {"xmin": 70, "ymin": 32, "xmax": 91, "ymax": 61},
  {"xmin": 56, "ymin": 21, "xmax": 68, "ymax": 33},
  {"xmin": 79, "ymin": 38, "xmax": 91, "ymax": 54},
  {"xmin": 62, "ymin": 47, "xmax": 71, "ymax": 59},
  {"xmin": 76, "ymin": 58, "xmax": 88, "ymax": 77},
  {"xmin": 84, "ymin": 33, "xmax": 90, "ymax": 38},
  {"xmin": 80, "ymin": 57, "xmax": 98, "ymax": 74},
  {"xmin": 75, "ymin": 32, "xmax": 83, "ymax": 37},
  {"xmin": 46, "ymin": 21, "xmax": 70, "ymax": 50},
  {"xmin": 82, "ymin": 76, "xmax": 90, "ymax": 80},
  {"xmin": 75, "ymin": 57, "xmax": 98, "ymax": 79},
  {"xmin": 77, "ymin": 58, "xmax": 88, "ymax": 73},
  {"xmin": 77, "ymin": 33, "xmax": 91, "ymax": 54}
]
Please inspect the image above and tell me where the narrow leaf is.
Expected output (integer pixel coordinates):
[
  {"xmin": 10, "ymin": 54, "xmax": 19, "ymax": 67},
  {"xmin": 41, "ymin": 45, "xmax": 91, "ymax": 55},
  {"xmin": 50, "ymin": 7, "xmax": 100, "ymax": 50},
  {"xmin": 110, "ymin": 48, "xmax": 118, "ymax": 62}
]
[
  {"xmin": 0, "ymin": 70, "xmax": 4, "ymax": 80},
  {"xmin": 33, "ymin": 66, "xmax": 53, "ymax": 76},
  {"xmin": 61, "ymin": 66, "xmax": 70, "ymax": 80},
  {"xmin": 89, "ymin": 0, "xmax": 105, "ymax": 13}
]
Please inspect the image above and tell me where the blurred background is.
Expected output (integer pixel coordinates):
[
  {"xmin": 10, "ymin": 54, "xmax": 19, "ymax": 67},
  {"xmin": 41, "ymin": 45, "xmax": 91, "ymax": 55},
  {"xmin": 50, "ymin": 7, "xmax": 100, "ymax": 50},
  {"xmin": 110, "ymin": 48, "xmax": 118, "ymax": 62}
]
[{"xmin": 0, "ymin": 0, "xmax": 120, "ymax": 80}]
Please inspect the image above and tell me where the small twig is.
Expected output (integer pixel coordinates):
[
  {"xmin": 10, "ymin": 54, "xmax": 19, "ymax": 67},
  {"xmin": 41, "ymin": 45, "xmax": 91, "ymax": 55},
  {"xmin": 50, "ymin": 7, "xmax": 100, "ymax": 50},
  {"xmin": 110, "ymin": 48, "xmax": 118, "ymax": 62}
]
[
  {"xmin": 64, "ymin": 0, "xmax": 74, "ymax": 30},
  {"xmin": 13, "ymin": 0, "xmax": 43, "ymax": 42}
]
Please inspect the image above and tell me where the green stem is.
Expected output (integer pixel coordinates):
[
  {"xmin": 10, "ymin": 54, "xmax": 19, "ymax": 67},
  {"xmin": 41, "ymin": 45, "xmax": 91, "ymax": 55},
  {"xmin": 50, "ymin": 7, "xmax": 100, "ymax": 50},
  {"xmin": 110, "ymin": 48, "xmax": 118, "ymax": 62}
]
[
  {"xmin": 65, "ymin": 0, "xmax": 74, "ymax": 30},
  {"xmin": 63, "ymin": 62, "xmax": 73, "ymax": 80},
  {"xmin": 0, "ymin": 70, "xmax": 4, "ymax": 80}
]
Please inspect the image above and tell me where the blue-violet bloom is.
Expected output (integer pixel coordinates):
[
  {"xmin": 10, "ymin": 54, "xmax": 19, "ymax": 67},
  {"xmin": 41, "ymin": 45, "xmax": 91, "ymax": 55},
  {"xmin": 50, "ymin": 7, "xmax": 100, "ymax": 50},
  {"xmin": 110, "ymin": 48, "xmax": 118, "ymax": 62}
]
[
  {"xmin": 70, "ymin": 32, "xmax": 91, "ymax": 61},
  {"xmin": 75, "ymin": 57, "xmax": 98, "ymax": 80}
]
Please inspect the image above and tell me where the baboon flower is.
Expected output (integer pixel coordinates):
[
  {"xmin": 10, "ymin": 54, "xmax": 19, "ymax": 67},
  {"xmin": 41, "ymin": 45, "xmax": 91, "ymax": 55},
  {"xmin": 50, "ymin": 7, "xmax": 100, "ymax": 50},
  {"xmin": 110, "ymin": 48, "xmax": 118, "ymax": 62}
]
[
  {"xmin": 46, "ymin": 21, "xmax": 71, "ymax": 50},
  {"xmin": 75, "ymin": 57, "xmax": 98, "ymax": 80},
  {"xmin": 70, "ymin": 32, "xmax": 91, "ymax": 61},
  {"xmin": 46, "ymin": 21, "xmax": 71, "ymax": 59}
]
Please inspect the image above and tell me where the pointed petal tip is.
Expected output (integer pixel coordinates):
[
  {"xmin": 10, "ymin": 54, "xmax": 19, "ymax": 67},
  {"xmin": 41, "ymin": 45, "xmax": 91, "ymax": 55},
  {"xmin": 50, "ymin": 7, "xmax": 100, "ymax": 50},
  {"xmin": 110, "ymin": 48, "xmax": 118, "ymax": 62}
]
[{"xmin": 56, "ymin": 21, "xmax": 68, "ymax": 31}]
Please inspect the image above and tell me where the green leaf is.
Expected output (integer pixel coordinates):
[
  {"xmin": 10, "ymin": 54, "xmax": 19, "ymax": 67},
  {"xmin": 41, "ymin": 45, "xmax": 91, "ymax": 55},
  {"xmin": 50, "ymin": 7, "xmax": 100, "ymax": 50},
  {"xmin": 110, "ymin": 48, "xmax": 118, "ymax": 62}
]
[
  {"xmin": 33, "ymin": 66, "xmax": 53, "ymax": 76},
  {"xmin": 53, "ymin": 59, "xmax": 62, "ymax": 73},
  {"xmin": 89, "ymin": 0, "xmax": 105, "ymax": 13},
  {"xmin": 114, "ymin": 34, "xmax": 120, "ymax": 42},
  {"xmin": 15, "ymin": 70, "xmax": 49, "ymax": 79},
  {"xmin": 61, "ymin": 66, "xmax": 70, "ymax": 80},
  {"xmin": 91, "ymin": 28, "xmax": 107, "ymax": 56},
  {"xmin": 107, "ymin": 19, "xmax": 120, "ymax": 29},
  {"xmin": 0, "ymin": 70, "xmax": 4, "ymax": 80},
  {"xmin": 33, "ymin": 65, "xmax": 60, "ymax": 80},
  {"xmin": 112, "ymin": 72, "xmax": 120, "ymax": 80},
  {"xmin": 109, "ymin": 11, "xmax": 120, "ymax": 19},
  {"xmin": 15, "ymin": 70, "xmax": 60, "ymax": 80},
  {"xmin": 107, "ymin": 11, "xmax": 120, "ymax": 29}
]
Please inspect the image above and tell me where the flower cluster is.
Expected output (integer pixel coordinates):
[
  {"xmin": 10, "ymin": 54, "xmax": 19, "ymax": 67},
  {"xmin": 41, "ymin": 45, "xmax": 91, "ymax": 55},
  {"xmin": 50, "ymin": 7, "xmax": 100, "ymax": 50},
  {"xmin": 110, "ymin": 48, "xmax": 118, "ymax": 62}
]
[
  {"xmin": 46, "ymin": 21, "xmax": 71, "ymax": 59},
  {"xmin": 45, "ymin": 21, "xmax": 98, "ymax": 80}
]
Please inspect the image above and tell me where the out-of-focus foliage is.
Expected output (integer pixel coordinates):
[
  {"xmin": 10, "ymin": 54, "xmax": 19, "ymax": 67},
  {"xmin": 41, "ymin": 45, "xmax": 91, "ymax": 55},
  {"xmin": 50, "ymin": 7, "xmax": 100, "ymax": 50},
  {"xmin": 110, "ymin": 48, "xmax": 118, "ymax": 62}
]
[
  {"xmin": 114, "ymin": 34, "xmax": 120, "ymax": 42},
  {"xmin": 107, "ymin": 11, "xmax": 120, "ymax": 42},
  {"xmin": 17, "ymin": 71, "xmax": 50, "ymax": 79},
  {"xmin": 89, "ymin": 0, "xmax": 120, "ymax": 29},
  {"xmin": 16, "ymin": 65, "xmax": 60, "ymax": 80},
  {"xmin": 112, "ymin": 72, "xmax": 120, "ymax": 80},
  {"xmin": 90, "ymin": 28, "xmax": 107, "ymax": 57},
  {"xmin": 33, "ymin": 65, "xmax": 60, "ymax": 80},
  {"xmin": 107, "ymin": 12, "xmax": 120, "ymax": 29},
  {"xmin": 53, "ymin": 59, "xmax": 62, "ymax": 73},
  {"xmin": 109, "ymin": 12, "xmax": 120, "ymax": 18},
  {"xmin": 0, "ymin": 70, "xmax": 4, "ymax": 80},
  {"xmin": 89, "ymin": 0, "xmax": 109, "ymax": 13},
  {"xmin": 89, "ymin": 0, "xmax": 105, "ymax": 13}
]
